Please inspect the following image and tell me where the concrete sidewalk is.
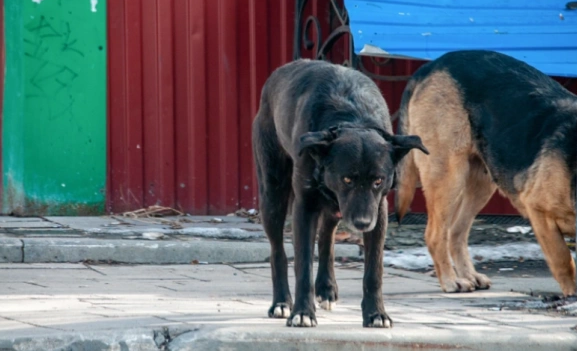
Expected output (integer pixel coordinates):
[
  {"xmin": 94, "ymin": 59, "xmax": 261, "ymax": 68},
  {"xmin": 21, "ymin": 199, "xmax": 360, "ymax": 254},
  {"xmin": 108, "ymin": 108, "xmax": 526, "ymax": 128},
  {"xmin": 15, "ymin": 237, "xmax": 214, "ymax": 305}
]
[
  {"xmin": 0, "ymin": 262, "xmax": 575, "ymax": 351},
  {"xmin": 0, "ymin": 215, "xmax": 575, "ymax": 350},
  {"xmin": 0, "ymin": 215, "xmax": 362, "ymax": 264}
]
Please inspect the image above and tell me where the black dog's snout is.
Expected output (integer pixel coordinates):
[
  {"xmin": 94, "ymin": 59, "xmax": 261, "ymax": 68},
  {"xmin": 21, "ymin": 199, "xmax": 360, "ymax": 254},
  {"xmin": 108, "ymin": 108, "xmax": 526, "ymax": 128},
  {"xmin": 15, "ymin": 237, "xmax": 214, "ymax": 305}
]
[{"xmin": 353, "ymin": 218, "xmax": 372, "ymax": 231}]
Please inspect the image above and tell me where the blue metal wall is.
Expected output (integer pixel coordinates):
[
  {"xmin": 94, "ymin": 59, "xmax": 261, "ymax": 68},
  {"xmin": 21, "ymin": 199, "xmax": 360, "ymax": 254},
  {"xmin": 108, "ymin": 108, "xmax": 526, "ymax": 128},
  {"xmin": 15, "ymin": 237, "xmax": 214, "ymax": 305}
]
[{"xmin": 346, "ymin": 0, "xmax": 577, "ymax": 77}]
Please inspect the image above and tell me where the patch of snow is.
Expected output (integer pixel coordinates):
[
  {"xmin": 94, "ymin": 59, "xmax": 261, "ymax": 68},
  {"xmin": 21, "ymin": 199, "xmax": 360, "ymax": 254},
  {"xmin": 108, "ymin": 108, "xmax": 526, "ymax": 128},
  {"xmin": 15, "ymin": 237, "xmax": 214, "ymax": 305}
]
[
  {"xmin": 559, "ymin": 301, "xmax": 577, "ymax": 315},
  {"xmin": 142, "ymin": 232, "xmax": 164, "ymax": 240},
  {"xmin": 384, "ymin": 243, "xmax": 545, "ymax": 270},
  {"xmin": 360, "ymin": 44, "xmax": 389, "ymax": 55},
  {"xmin": 178, "ymin": 227, "xmax": 264, "ymax": 240},
  {"xmin": 506, "ymin": 226, "xmax": 532, "ymax": 234}
]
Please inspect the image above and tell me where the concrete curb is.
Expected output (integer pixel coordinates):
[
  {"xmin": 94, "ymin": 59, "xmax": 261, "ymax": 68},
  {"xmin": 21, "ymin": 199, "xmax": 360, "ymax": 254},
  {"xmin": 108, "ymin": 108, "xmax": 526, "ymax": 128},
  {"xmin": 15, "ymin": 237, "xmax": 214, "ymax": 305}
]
[
  {"xmin": 0, "ymin": 238, "xmax": 23, "ymax": 262},
  {"xmin": 171, "ymin": 325, "xmax": 577, "ymax": 351},
  {"xmin": 16, "ymin": 238, "xmax": 360, "ymax": 264},
  {"xmin": 3, "ymin": 324, "xmax": 575, "ymax": 351},
  {"xmin": 0, "ymin": 329, "xmax": 160, "ymax": 351}
]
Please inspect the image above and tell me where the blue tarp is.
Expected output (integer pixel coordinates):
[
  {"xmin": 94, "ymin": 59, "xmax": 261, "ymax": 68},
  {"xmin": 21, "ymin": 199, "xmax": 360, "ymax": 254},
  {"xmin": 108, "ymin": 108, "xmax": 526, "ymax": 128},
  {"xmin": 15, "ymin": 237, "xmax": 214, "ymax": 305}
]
[{"xmin": 346, "ymin": 0, "xmax": 577, "ymax": 77}]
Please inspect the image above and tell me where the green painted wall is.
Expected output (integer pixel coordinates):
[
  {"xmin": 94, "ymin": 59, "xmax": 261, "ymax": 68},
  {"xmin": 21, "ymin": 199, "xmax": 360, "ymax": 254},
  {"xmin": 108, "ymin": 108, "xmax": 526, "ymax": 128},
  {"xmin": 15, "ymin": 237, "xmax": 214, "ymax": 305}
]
[{"xmin": 2, "ymin": 0, "xmax": 106, "ymax": 215}]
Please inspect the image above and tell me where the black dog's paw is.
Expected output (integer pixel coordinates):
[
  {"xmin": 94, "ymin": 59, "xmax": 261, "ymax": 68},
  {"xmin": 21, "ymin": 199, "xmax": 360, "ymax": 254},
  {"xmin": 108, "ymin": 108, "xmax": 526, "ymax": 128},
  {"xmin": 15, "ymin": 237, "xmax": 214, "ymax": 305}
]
[
  {"xmin": 268, "ymin": 302, "xmax": 291, "ymax": 318},
  {"xmin": 315, "ymin": 283, "xmax": 338, "ymax": 311},
  {"xmin": 363, "ymin": 312, "xmax": 393, "ymax": 328},
  {"xmin": 286, "ymin": 309, "xmax": 317, "ymax": 327}
]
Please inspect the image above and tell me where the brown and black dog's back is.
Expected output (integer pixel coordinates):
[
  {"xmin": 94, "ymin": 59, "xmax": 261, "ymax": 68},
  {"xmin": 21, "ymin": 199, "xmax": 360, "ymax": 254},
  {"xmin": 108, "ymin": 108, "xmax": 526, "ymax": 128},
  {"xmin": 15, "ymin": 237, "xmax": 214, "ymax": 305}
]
[{"xmin": 396, "ymin": 50, "xmax": 576, "ymax": 296}]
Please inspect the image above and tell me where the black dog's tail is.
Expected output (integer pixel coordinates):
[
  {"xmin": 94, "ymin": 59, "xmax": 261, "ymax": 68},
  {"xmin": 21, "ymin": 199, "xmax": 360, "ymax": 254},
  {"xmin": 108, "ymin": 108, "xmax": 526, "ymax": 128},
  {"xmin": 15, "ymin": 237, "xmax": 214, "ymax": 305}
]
[{"xmin": 394, "ymin": 79, "xmax": 419, "ymax": 226}]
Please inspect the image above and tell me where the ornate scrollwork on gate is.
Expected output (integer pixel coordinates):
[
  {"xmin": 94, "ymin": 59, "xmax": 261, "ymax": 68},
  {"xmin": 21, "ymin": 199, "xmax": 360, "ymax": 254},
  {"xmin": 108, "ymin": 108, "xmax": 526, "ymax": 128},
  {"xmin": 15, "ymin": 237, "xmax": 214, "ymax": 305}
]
[{"xmin": 293, "ymin": 0, "xmax": 411, "ymax": 82}]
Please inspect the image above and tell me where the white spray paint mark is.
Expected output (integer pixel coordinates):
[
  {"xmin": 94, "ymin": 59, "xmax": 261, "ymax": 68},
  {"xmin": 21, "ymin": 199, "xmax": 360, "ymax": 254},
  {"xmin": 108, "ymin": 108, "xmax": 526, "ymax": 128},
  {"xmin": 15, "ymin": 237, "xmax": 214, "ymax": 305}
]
[
  {"xmin": 91, "ymin": 0, "xmax": 98, "ymax": 12},
  {"xmin": 32, "ymin": 0, "xmax": 42, "ymax": 4}
]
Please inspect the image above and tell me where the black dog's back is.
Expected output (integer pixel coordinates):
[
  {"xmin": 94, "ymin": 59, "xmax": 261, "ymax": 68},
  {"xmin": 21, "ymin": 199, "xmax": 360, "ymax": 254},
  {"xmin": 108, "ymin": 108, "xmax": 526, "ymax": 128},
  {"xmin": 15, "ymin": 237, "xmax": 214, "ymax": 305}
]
[{"xmin": 257, "ymin": 59, "xmax": 391, "ymax": 159}]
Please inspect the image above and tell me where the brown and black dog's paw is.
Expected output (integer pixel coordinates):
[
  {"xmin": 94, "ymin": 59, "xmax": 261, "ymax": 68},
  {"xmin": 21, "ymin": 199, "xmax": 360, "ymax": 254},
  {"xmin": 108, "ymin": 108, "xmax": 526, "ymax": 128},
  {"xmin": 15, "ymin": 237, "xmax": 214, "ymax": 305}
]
[
  {"xmin": 286, "ymin": 305, "xmax": 317, "ymax": 327},
  {"xmin": 363, "ymin": 312, "xmax": 393, "ymax": 328},
  {"xmin": 268, "ymin": 302, "xmax": 292, "ymax": 318},
  {"xmin": 315, "ymin": 281, "xmax": 338, "ymax": 311}
]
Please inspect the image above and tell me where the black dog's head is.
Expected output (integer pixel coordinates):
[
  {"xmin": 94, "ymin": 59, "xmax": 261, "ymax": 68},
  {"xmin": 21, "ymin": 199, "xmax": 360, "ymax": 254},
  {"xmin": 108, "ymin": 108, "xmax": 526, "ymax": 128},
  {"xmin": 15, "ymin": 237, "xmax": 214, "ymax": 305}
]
[{"xmin": 299, "ymin": 126, "xmax": 428, "ymax": 232}]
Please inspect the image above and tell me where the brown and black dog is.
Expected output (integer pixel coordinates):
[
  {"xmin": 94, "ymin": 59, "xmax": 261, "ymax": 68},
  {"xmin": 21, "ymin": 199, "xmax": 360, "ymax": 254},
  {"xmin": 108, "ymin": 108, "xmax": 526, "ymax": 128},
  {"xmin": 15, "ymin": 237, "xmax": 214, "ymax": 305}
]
[
  {"xmin": 252, "ymin": 59, "xmax": 428, "ymax": 327},
  {"xmin": 396, "ymin": 50, "xmax": 577, "ymax": 296}
]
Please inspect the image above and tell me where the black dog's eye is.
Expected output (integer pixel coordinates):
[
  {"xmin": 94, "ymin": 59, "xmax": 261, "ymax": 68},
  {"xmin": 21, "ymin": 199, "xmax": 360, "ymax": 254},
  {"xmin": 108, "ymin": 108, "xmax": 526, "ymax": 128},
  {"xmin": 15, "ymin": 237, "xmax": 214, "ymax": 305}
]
[
  {"xmin": 373, "ymin": 178, "xmax": 383, "ymax": 188},
  {"xmin": 343, "ymin": 177, "xmax": 353, "ymax": 185}
]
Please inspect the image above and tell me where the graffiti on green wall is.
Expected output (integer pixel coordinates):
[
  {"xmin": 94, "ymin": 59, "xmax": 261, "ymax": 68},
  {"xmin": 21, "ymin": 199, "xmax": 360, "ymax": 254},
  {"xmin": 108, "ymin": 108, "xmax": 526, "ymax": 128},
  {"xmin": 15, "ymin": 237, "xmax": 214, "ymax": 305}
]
[{"xmin": 3, "ymin": 0, "xmax": 106, "ymax": 215}]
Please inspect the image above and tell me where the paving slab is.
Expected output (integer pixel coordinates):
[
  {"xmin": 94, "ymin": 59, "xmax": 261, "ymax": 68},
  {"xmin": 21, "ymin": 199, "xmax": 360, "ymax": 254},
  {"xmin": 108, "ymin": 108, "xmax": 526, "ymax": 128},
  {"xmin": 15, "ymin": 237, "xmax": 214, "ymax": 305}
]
[
  {"xmin": 0, "ymin": 216, "xmax": 44, "ymax": 223},
  {"xmin": 0, "ymin": 221, "xmax": 61, "ymax": 228},
  {"xmin": 45, "ymin": 216, "xmax": 266, "ymax": 237}
]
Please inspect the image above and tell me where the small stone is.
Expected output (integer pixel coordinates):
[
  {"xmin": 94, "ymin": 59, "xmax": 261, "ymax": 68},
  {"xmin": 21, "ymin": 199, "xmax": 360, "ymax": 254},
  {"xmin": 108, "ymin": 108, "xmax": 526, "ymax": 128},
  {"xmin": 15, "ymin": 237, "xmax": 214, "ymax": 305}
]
[{"xmin": 154, "ymin": 333, "xmax": 166, "ymax": 347}]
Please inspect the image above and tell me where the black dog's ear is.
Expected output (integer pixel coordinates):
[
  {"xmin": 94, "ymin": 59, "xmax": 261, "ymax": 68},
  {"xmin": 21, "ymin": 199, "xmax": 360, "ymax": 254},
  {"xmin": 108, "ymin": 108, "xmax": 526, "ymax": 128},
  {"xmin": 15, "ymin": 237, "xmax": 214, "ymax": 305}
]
[
  {"xmin": 389, "ymin": 135, "xmax": 429, "ymax": 162},
  {"xmin": 298, "ymin": 130, "xmax": 335, "ymax": 161}
]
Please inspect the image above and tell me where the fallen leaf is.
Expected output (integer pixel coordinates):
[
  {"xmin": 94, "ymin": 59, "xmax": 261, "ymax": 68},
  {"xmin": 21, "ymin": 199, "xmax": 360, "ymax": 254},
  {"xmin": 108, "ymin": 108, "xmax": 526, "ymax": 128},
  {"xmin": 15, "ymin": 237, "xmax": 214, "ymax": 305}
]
[{"xmin": 335, "ymin": 232, "xmax": 352, "ymax": 242}]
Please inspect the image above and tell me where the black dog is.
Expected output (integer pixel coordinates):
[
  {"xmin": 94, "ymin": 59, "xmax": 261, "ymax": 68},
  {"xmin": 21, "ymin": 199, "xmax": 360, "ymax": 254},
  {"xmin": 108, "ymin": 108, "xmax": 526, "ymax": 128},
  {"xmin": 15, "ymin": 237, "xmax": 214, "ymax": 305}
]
[{"xmin": 252, "ymin": 59, "xmax": 428, "ymax": 327}]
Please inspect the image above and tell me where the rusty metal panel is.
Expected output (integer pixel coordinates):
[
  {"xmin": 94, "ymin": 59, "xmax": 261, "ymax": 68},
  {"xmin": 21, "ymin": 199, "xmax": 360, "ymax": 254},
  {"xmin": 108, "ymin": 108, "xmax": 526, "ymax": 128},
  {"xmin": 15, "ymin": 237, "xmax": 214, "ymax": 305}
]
[
  {"xmin": 107, "ymin": 0, "xmax": 145, "ymax": 212},
  {"xmin": 205, "ymin": 0, "xmax": 240, "ymax": 214},
  {"xmin": 174, "ymin": 0, "xmax": 209, "ymax": 214},
  {"xmin": 142, "ymin": 0, "xmax": 176, "ymax": 207}
]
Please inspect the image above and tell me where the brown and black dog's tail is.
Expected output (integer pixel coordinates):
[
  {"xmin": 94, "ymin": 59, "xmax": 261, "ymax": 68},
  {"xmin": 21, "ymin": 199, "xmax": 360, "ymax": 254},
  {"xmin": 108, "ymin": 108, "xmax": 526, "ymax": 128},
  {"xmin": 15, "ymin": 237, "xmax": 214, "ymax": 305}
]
[{"xmin": 394, "ymin": 79, "xmax": 419, "ymax": 226}]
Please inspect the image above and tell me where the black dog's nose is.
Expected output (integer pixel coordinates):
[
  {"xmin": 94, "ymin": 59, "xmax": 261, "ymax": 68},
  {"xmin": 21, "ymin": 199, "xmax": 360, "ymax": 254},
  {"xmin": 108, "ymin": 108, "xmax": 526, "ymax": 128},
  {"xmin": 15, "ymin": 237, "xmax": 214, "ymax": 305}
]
[{"xmin": 353, "ymin": 218, "xmax": 372, "ymax": 231}]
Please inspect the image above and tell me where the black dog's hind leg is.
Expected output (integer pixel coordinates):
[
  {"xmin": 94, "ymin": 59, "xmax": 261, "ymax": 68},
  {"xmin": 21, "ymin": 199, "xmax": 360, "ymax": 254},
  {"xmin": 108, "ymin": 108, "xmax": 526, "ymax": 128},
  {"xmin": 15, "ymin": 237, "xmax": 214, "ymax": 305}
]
[
  {"xmin": 287, "ymin": 194, "xmax": 320, "ymax": 327},
  {"xmin": 253, "ymin": 120, "xmax": 294, "ymax": 319},
  {"xmin": 315, "ymin": 211, "xmax": 340, "ymax": 310},
  {"xmin": 362, "ymin": 200, "xmax": 393, "ymax": 328}
]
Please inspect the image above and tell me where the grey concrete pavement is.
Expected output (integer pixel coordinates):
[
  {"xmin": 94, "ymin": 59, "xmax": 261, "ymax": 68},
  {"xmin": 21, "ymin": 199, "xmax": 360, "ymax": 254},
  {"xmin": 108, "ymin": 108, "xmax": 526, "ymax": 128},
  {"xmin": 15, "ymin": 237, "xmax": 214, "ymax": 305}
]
[
  {"xmin": 0, "ymin": 215, "xmax": 575, "ymax": 349},
  {"xmin": 0, "ymin": 216, "xmax": 360, "ymax": 264},
  {"xmin": 0, "ymin": 215, "xmax": 556, "ymax": 265},
  {"xmin": 0, "ymin": 262, "xmax": 575, "ymax": 350}
]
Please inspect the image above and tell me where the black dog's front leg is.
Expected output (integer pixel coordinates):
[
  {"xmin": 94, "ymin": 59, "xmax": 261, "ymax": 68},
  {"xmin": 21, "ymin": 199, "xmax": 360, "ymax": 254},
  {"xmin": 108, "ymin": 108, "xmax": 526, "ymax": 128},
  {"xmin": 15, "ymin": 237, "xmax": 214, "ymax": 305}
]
[
  {"xmin": 362, "ymin": 201, "xmax": 393, "ymax": 328},
  {"xmin": 315, "ymin": 211, "xmax": 340, "ymax": 311},
  {"xmin": 287, "ymin": 195, "xmax": 320, "ymax": 327}
]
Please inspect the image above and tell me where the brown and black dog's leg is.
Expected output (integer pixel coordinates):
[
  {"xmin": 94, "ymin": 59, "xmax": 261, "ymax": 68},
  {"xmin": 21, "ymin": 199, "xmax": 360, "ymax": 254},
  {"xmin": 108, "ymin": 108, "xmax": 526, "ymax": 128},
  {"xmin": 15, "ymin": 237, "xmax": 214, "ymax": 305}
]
[
  {"xmin": 361, "ymin": 199, "xmax": 392, "ymax": 328},
  {"xmin": 421, "ymin": 154, "xmax": 476, "ymax": 293},
  {"xmin": 253, "ymin": 117, "xmax": 294, "ymax": 319},
  {"xmin": 519, "ymin": 155, "xmax": 576, "ymax": 296},
  {"xmin": 287, "ymin": 194, "xmax": 320, "ymax": 327},
  {"xmin": 527, "ymin": 209, "xmax": 576, "ymax": 296},
  {"xmin": 449, "ymin": 156, "xmax": 495, "ymax": 290},
  {"xmin": 315, "ymin": 211, "xmax": 340, "ymax": 311}
]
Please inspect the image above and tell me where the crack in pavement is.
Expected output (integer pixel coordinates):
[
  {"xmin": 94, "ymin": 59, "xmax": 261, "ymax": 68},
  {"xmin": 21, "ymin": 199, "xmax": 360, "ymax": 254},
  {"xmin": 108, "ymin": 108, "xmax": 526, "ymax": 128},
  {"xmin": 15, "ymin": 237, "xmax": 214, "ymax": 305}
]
[{"xmin": 0, "ymin": 315, "xmax": 65, "ymax": 331}]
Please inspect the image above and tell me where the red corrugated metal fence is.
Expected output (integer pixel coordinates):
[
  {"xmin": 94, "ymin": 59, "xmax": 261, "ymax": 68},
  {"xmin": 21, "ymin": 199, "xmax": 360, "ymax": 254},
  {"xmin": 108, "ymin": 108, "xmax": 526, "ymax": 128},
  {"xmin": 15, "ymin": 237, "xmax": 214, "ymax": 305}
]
[
  {"xmin": 106, "ymin": 0, "xmax": 576, "ymax": 216},
  {"xmin": 107, "ymin": 0, "xmax": 293, "ymax": 215}
]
